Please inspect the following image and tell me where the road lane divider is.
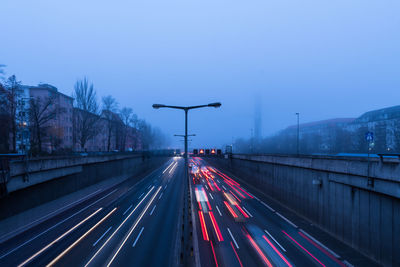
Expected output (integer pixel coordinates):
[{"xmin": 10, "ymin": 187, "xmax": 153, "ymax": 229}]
[
  {"xmin": 163, "ymin": 161, "xmax": 175, "ymax": 174},
  {"xmin": 106, "ymin": 186, "xmax": 162, "ymax": 266},
  {"xmin": 298, "ymin": 231, "xmax": 345, "ymax": 266},
  {"xmin": 262, "ymin": 235, "xmax": 293, "ymax": 267},
  {"xmin": 246, "ymin": 233, "xmax": 273, "ymax": 267},
  {"xmin": 276, "ymin": 213, "xmax": 298, "ymax": 229},
  {"xmin": 227, "ymin": 228, "xmax": 239, "ymax": 249},
  {"xmin": 168, "ymin": 162, "xmax": 178, "ymax": 174},
  {"xmin": 259, "ymin": 201, "xmax": 275, "ymax": 212},
  {"xmin": 47, "ymin": 208, "xmax": 117, "ymax": 266},
  {"xmin": 18, "ymin": 208, "xmax": 103, "ymax": 267},
  {"xmin": 93, "ymin": 227, "xmax": 112, "ymax": 247},
  {"xmin": 149, "ymin": 205, "xmax": 157, "ymax": 216},
  {"xmin": 299, "ymin": 229, "xmax": 340, "ymax": 259},
  {"xmin": 123, "ymin": 205, "xmax": 133, "ymax": 216},
  {"xmin": 242, "ymin": 206, "xmax": 253, "ymax": 217},
  {"xmin": 85, "ymin": 187, "xmax": 155, "ymax": 267},
  {"xmin": 282, "ymin": 230, "xmax": 326, "ymax": 267},
  {"xmin": 215, "ymin": 205, "xmax": 222, "ymax": 216},
  {"xmin": 264, "ymin": 229, "xmax": 286, "ymax": 252},
  {"xmin": 132, "ymin": 227, "xmax": 144, "ymax": 247}
]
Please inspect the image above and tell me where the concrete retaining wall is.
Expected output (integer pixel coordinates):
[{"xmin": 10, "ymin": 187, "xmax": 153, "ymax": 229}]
[
  {"xmin": 0, "ymin": 154, "xmax": 168, "ymax": 219},
  {"xmin": 209, "ymin": 154, "xmax": 400, "ymax": 266}
]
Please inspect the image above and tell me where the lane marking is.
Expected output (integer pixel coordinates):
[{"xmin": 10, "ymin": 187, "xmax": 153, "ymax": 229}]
[
  {"xmin": 159, "ymin": 192, "xmax": 163, "ymax": 200},
  {"xmin": 168, "ymin": 162, "xmax": 178, "ymax": 174},
  {"xmin": 209, "ymin": 193, "xmax": 214, "ymax": 200},
  {"xmin": 106, "ymin": 187, "xmax": 162, "ymax": 266},
  {"xmin": 48, "ymin": 208, "xmax": 117, "ymax": 266},
  {"xmin": 93, "ymin": 227, "xmax": 112, "ymax": 247},
  {"xmin": 222, "ymin": 185, "xmax": 227, "ymax": 190},
  {"xmin": 0, "ymin": 189, "xmax": 117, "ymax": 260},
  {"xmin": 164, "ymin": 185, "xmax": 168, "ymax": 190},
  {"xmin": 163, "ymin": 161, "xmax": 174, "ymax": 174},
  {"xmin": 282, "ymin": 230, "xmax": 325, "ymax": 267},
  {"xmin": 298, "ymin": 231, "xmax": 345, "ymax": 266},
  {"xmin": 138, "ymin": 193, "xmax": 144, "ymax": 199},
  {"xmin": 343, "ymin": 260, "xmax": 354, "ymax": 267},
  {"xmin": 262, "ymin": 235, "xmax": 292, "ymax": 267},
  {"xmin": 18, "ymin": 208, "xmax": 103, "ymax": 267},
  {"xmin": 150, "ymin": 205, "xmax": 157, "ymax": 216},
  {"xmin": 205, "ymin": 185, "xmax": 209, "ymax": 190},
  {"xmin": 0, "ymin": 189, "xmax": 101, "ymax": 243},
  {"xmin": 123, "ymin": 205, "xmax": 133, "ymax": 216},
  {"xmin": 276, "ymin": 213, "xmax": 298, "ymax": 228},
  {"xmin": 242, "ymin": 206, "xmax": 253, "ymax": 217},
  {"xmin": 260, "ymin": 201, "xmax": 275, "ymax": 212},
  {"xmin": 227, "ymin": 228, "xmax": 239, "ymax": 249},
  {"xmin": 264, "ymin": 229, "xmax": 286, "ymax": 252},
  {"xmin": 215, "ymin": 206, "xmax": 222, "ymax": 216},
  {"xmin": 299, "ymin": 229, "xmax": 340, "ymax": 259},
  {"xmin": 85, "ymin": 187, "xmax": 155, "ymax": 267},
  {"xmin": 132, "ymin": 227, "xmax": 144, "ymax": 247}
]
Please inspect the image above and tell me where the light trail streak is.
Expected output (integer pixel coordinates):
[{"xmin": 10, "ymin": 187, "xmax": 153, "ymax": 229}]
[{"xmin": 18, "ymin": 208, "xmax": 103, "ymax": 267}]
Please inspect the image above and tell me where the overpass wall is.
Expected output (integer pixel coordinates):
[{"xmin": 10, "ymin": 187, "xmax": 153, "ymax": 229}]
[
  {"xmin": 0, "ymin": 154, "xmax": 168, "ymax": 219},
  {"xmin": 209, "ymin": 154, "xmax": 400, "ymax": 266}
]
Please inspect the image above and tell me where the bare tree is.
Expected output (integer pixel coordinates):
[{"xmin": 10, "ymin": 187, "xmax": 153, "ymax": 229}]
[
  {"xmin": 102, "ymin": 95, "xmax": 118, "ymax": 151},
  {"xmin": 0, "ymin": 83, "xmax": 10, "ymax": 152},
  {"xmin": 137, "ymin": 119, "xmax": 154, "ymax": 150},
  {"xmin": 119, "ymin": 107, "xmax": 133, "ymax": 151},
  {"xmin": 73, "ymin": 77, "xmax": 100, "ymax": 151},
  {"xmin": 5, "ymin": 75, "xmax": 21, "ymax": 152},
  {"xmin": 0, "ymin": 64, "xmax": 5, "ymax": 80},
  {"xmin": 29, "ymin": 94, "xmax": 62, "ymax": 154}
]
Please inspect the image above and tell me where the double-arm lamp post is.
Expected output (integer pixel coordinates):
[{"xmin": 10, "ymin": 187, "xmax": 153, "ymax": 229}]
[{"xmin": 152, "ymin": 103, "xmax": 221, "ymax": 166}]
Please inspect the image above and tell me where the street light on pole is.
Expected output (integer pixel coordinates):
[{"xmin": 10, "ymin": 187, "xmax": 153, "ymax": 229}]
[
  {"xmin": 296, "ymin": 112, "xmax": 300, "ymax": 156},
  {"xmin": 152, "ymin": 102, "xmax": 221, "ymax": 164},
  {"xmin": 152, "ymin": 102, "xmax": 221, "ymax": 263}
]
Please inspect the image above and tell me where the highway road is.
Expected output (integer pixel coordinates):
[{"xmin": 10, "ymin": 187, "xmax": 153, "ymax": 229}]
[
  {"xmin": 190, "ymin": 157, "xmax": 366, "ymax": 267},
  {"xmin": 0, "ymin": 157, "xmax": 184, "ymax": 267},
  {"xmin": 0, "ymin": 156, "xmax": 376, "ymax": 267}
]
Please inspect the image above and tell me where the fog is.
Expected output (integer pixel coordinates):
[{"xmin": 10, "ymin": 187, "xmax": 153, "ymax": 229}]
[{"xmin": 1, "ymin": 0, "xmax": 399, "ymax": 150}]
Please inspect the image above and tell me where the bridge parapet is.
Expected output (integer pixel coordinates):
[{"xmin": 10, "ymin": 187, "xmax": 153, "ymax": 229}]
[{"xmin": 209, "ymin": 154, "xmax": 400, "ymax": 266}]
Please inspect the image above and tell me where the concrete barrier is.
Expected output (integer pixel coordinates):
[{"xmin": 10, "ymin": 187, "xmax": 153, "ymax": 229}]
[
  {"xmin": 0, "ymin": 154, "xmax": 168, "ymax": 220},
  {"xmin": 208, "ymin": 154, "xmax": 400, "ymax": 266}
]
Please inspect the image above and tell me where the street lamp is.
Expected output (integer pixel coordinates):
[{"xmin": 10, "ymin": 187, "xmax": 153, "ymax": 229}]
[{"xmin": 152, "ymin": 102, "xmax": 221, "ymax": 165}]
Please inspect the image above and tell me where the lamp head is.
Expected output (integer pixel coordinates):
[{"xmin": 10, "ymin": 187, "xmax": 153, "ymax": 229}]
[
  {"xmin": 208, "ymin": 102, "xmax": 222, "ymax": 108},
  {"xmin": 152, "ymin": 104, "xmax": 165, "ymax": 109}
]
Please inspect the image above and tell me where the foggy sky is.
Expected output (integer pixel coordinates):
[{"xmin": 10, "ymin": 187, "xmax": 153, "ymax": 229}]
[{"xmin": 1, "ymin": 0, "xmax": 399, "ymax": 149}]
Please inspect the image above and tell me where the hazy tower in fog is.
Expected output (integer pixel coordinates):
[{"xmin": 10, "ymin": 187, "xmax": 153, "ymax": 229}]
[{"xmin": 254, "ymin": 95, "xmax": 262, "ymax": 142}]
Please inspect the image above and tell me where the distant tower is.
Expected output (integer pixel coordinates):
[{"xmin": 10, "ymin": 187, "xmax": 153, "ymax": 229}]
[{"xmin": 254, "ymin": 95, "xmax": 262, "ymax": 143}]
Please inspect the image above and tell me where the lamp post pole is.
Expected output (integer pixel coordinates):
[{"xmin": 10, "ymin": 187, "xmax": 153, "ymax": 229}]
[
  {"xmin": 296, "ymin": 112, "xmax": 300, "ymax": 156},
  {"xmin": 152, "ymin": 102, "xmax": 221, "ymax": 264},
  {"xmin": 152, "ymin": 102, "xmax": 221, "ymax": 164}
]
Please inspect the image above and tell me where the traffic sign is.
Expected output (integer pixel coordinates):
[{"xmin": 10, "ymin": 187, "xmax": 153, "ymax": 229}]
[{"xmin": 365, "ymin": 132, "xmax": 374, "ymax": 142}]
